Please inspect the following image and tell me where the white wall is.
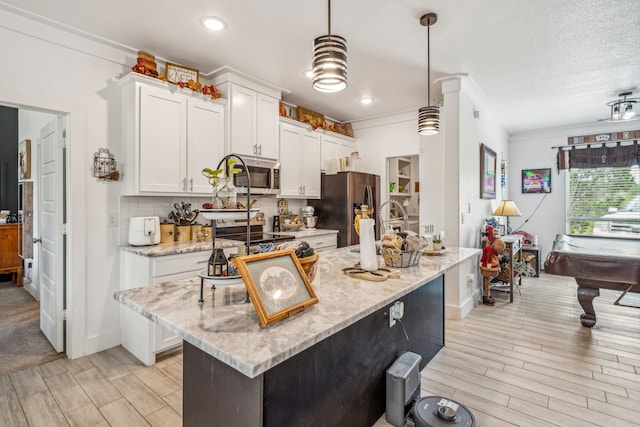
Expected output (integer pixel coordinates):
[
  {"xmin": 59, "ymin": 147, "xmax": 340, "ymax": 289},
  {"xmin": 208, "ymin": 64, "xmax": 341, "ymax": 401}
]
[
  {"xmin": 0, "ymin": 6, "xmax": 141, "ymax": 357},
  {"xmin": 509, "ymin": 120, "xmax": 640, "ymax": 262},
  {"xmin": 440, "ymin": 77, "xmax": 509, "ymax": 319}
]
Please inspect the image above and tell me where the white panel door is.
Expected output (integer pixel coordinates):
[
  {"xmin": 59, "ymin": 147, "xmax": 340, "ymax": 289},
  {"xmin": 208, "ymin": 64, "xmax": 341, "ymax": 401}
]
[
  {"xmin": 187, "ymin": 99, "xmax": 224, "ymax": 194},
  {"xmin": 278, "ymin": 124, "xmax": 302, "ymax": 197},
  {"xmin": 139, "ymin": 85, "xmax": 186, "ymax": 193},
  {"xmin": 39, "ymin": 117, "xmax": 64, "ymax": 353},
  {"xmin": 230, "ymin": 84, "xmax": 257, "ymax": 157},
  {"xmin": 300, "ymin": 130, "xmax": 321, "ymax": 198},
  {"xmin": 256, "ymin": 93, "xmax": 279, "ymax": 160}
]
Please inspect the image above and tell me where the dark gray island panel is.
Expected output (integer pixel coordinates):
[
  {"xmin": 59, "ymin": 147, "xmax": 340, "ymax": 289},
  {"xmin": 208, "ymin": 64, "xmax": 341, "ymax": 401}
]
[{"xmin": 183, "ymin": 275, "xmax": 444, "ymax": 427}]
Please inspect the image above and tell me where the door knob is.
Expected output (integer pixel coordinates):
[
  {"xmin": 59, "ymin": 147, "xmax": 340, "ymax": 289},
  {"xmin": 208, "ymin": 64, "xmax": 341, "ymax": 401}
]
[{"xmin": 33, "ymin": 237, "xmax": 42, "ymax": 243}]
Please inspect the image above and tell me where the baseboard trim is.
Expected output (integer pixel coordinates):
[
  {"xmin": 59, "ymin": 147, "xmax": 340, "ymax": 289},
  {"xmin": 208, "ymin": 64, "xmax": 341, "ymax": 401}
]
[
  {"xmin": 84, "ymin": 328, "xmax": 121, "ymax": 356},
  {"xmin": 445, "ymin": 296, "xmax": 475, "ymax": 320}
]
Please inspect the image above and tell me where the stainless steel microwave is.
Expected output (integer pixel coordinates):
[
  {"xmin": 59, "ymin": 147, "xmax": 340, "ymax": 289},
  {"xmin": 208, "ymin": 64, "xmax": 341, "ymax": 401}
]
[{"xmin": 233, "ymin": 159, "xmax": 280, "ymax": 195}]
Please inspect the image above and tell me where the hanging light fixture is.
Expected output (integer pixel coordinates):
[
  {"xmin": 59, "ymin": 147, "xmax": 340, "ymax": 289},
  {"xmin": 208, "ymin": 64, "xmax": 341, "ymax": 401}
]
[
  {"xmin": 418, "ymin": 12, "xmax": 439, "ymax": 135},
  {"xmin": 312, "ymin": 0, "xmax": 347, "ymax": 92},
  {"xmin": 606, "ymin": 91, "xmax": 639, "ymax": 122}
]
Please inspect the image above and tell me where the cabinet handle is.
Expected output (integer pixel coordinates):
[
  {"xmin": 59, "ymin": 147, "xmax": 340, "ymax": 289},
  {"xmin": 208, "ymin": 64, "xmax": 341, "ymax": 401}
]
[
  {"xmin": 258, "ymin": 145, "xmax": 262, "ymax": 156},
  {"xmin": 197, "ymin": 259, "xmax": 208, "ymax": 264},
  {"xmin": 189, "ymin": 178, "xmax": 193, "ymax": 192},
  {"xmin": 183, "ymin": 177, "xmax": 188, "ymax": 191},
  {"xmin": 253, "ymin": 144, "xmax": 257, "ymax": 155}
]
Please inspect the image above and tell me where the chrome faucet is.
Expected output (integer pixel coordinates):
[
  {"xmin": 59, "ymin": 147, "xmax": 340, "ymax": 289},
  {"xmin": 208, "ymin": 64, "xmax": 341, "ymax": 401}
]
[{"xmin": 378, "ymin": 200, "xmax": 409, "ymax": 232}]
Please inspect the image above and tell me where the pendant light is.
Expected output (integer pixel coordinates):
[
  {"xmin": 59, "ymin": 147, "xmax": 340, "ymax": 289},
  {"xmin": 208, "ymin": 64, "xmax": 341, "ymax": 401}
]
[
  {"xmin": 418, "ymin": 13, "xmax": 439, "ymax": 135},
  {"xmin": 312, "ymin": 0, "xmax": 347, "ymax": 92}
]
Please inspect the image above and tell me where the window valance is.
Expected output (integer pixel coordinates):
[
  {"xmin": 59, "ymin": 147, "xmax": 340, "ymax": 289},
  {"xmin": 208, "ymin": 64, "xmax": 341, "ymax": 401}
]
[{"xmin": 557, "ymin": 141, "xmax": 639, "ymax": 170}]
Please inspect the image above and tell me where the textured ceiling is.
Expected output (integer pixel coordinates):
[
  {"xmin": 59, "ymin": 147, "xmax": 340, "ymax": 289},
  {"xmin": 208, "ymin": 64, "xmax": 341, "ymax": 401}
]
[{"xmin": 2, "ymin": 0, "xmax": 639, "ymax": 134}]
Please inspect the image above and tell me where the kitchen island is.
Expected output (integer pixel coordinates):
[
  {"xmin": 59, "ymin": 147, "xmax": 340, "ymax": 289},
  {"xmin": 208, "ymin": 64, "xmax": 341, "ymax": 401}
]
[{"xmin": 115, "ymin": 246, "xmax": 479, "ymax": 426}]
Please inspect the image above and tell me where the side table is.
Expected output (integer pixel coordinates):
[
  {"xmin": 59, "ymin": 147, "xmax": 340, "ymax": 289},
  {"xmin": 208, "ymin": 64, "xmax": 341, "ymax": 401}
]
[{"xmin": 497, "ymin": 234, "xmax": 523, "ymax": 303}]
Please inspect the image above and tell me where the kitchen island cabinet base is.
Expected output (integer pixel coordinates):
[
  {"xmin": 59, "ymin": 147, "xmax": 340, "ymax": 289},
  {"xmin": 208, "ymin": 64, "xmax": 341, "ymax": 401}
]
[{"xmin": 183, "ymin": 275, "xmax": 444, "ymax": 427}]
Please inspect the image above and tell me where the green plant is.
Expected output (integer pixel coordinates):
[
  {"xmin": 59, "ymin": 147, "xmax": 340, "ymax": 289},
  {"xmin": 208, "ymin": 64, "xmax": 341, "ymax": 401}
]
[
  {"xmin": 433, "ymin": 238, "xmax": 441, "ymax": 244},
  {"xmin": 202, "ymin": 158, "xmax": 242, "ymax": 187}
]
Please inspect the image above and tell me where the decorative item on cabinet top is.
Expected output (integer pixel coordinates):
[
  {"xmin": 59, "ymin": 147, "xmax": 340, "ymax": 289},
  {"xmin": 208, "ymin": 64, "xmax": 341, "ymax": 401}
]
[
  {"xmin": 93, "ymin": 148, "xmax": 120, "ymax": 181},
  {"xmin": 295, "ymin": 105, "xmax": 354, "ymax": 137},
  {"xmin": 130, "ymin": 51, "xmax": 221, "ymax": 100}
]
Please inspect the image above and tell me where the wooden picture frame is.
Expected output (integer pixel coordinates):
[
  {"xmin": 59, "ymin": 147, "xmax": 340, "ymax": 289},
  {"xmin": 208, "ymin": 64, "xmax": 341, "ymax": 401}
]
[
  {"xmin": 235, "ymin": 248, "xmax": 318, "ymax": 327},
  {"xmin": 480, "ymin": 143, "xmax": 497, "ymax": 199},
  {"xmin": 297, "ymin": 106, "xmax": 326, "ymax": 129},
  {"xmin": 18, "ymin": 139, "xmax": 31, "ymax": 180},
  {"xmin": 165, "ymin": 62, "xmax": 200, "ymax": 84}
]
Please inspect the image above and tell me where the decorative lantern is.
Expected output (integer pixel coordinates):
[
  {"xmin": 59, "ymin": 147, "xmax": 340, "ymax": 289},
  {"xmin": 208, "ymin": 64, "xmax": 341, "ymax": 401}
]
[{"xmin": 208, "ymin": 248, "xmax": 228, "ymax": 277}]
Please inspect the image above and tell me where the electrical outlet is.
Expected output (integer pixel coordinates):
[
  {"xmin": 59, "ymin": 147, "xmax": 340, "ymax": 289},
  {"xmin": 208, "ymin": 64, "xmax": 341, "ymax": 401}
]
[
  {"xmin": 108, "ymin": 212, "xmax": 118, "ymax": 227},
  {"xmin": 389, "ymin": 301, "xmax": 404, "ymax": 327}
]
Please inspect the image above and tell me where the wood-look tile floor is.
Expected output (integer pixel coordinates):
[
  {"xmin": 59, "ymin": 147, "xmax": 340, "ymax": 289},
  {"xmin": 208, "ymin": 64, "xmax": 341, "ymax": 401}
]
[
  {"xmin": 2, "ymin": 272, "xmax": 639, "ymax": 426},
  {"xmin": 375, "ymin": 272, "xmax": 640, "ymax": 427},
  {"xmin": 0, "ymin": 346, "xmax": 183, "ymax": 427}
]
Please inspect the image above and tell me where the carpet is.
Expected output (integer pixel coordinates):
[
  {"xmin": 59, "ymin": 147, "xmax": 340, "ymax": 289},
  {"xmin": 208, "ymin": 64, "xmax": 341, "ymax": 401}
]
[
  {"xmin": 617, "ymin": 291, "xmax": 640, "ymax": 308},
  {"xmin": 0, "ymin": 281, "xmax": 64, "ymax": 376}
]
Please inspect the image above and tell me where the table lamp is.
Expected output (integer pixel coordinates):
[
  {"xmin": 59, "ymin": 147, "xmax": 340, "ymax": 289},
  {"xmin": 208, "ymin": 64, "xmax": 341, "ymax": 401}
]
[{"xmin": 492, "ymin": 200, "xmax": 522, "ymax": 234}]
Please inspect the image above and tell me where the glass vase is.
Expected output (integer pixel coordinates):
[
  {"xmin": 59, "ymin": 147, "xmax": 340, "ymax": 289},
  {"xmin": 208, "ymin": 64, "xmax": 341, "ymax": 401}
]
[{"xmin": 212, "ymin": 177, "xmax": 237, "ymax": 209}]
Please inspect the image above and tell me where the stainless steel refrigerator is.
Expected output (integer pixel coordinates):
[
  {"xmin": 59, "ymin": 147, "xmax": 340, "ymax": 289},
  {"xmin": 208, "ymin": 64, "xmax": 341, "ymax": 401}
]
[{"xmin": 309, "ymin": 172, "xmax": 380, "ymax": 248}]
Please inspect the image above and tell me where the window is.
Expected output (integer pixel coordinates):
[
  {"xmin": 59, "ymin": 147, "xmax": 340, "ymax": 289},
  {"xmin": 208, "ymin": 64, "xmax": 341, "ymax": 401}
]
[{"xmin": 567, "ymin": 165, "xmax": 640, "ymax": 239}]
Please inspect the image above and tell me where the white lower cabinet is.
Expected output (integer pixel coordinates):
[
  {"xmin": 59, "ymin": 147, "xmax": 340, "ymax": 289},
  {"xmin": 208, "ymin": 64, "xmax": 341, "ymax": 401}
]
[
  {"xmin": 305, "ymin": 234, "xmax": 338, "ymax": 251},
  {"xmin": 120, "ymin": 250, "xmax": 218, "ymax": 365},
  {"xmin": 279, "ymin": 122, "xmax": 321, "ymax": 198}
]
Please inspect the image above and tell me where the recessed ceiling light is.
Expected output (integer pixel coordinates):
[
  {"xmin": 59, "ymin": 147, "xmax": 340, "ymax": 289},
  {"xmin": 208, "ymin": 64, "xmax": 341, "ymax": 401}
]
[
  {"xmin": 201, "ymin": 16, "xmax": 226, "ymax": 31},
  {"xmin": 304, "ymin": 69, "xmax": 314, "ymax": 78},
  {"xmin": 360, "ymin": 97, "xmax": 374, "ymax": 105}
]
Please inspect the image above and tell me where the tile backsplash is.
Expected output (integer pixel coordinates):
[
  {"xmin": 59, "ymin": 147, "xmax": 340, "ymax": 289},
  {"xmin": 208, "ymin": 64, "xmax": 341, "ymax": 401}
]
[{"xmin": 119, "ymin": 195, "xmax": 308, "ymax": 245}]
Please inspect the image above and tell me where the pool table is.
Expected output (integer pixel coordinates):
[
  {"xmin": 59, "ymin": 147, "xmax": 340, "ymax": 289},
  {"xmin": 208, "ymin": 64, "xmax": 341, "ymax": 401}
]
[{"xmin": 545, "ymin": 234, "xmax": 640, "ymax": 327}]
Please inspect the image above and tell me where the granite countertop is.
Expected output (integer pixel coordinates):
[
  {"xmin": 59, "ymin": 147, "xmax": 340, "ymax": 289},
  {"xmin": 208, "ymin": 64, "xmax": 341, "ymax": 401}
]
[
  {"xmin": 120, "ymin": 238, "xmax": 243, "ymax": 257},
  {"xmin": 115, "ymin": 246, "xmax": 480, "ymax": 378}
]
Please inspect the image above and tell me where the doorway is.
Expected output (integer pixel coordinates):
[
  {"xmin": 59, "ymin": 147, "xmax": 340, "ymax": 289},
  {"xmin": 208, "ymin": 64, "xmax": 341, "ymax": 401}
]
[
  {"xmin": 384, "ymin": 155, "xmax": 420, "ymax": 233},
  {"xmin": 0, "ymin": 105, "xmax": 68, "ymax": 373}
]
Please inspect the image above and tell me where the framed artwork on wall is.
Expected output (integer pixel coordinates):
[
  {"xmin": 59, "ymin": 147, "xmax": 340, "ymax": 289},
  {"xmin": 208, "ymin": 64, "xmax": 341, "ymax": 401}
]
[
  {"xmin": 480, "ymin": 143, "xmax": 496, "ymax": 199},
  {"xmin": 234, "ymin": 248, "xmax": 318, "ymax": 327},
  {"xmin": 18, "ymin": 139, "xmax": 31, "ymax": 180},
  {"xmin": 521, "ymin": 168, "xmax": 552, "ymax": 193}
]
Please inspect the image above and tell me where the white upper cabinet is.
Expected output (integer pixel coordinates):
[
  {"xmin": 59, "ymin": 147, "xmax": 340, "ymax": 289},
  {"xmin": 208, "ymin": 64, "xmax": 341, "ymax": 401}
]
[
  {"xmin": 187, "ymin": 98, "xmax": 225, "ymax": 194},
  {"xmin": 255, "ymin": 93, "xmax": 279, "ymax": 159},
  {"xmin": 138, "ymin": 85, "xmax": 187, "ymax": 193},
  {"xmin": 320, "ymin": 132, "xmax": 356, "ymax": 174},
  {"xmin": 119, "ymin": 73, "xmax": 225, "ymax": 196},
  {"xmin": 279, "ymin": 122, "xmax": 321, "ymax": 199},
  {"xmin": 213, "ymin": 71, "xmax": 281, "ymax": 161}
]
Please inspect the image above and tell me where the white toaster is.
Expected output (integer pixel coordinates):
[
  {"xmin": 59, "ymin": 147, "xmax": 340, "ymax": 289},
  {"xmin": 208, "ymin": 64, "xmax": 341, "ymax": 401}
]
[{"xmin": 128, "ymin": 216, "xmax": 161, "ymax": 246}]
